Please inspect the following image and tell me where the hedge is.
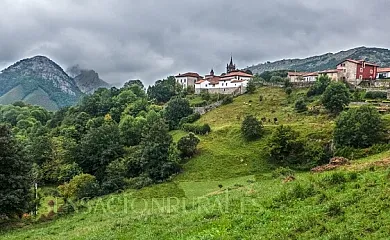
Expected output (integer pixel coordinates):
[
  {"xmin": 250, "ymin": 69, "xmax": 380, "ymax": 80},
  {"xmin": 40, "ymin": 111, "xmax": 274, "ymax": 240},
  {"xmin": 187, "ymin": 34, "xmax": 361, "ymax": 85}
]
[
  {"xmin": 365, "ymin": 91, "xmax": 387, "ymax": 100},
  {"xmin": 182, "ymin": 123, "xmax": 211, "ymax": 135},
  {"xmin": 179, "ymin": 112, "xmax": 201, "ymax": 126}
]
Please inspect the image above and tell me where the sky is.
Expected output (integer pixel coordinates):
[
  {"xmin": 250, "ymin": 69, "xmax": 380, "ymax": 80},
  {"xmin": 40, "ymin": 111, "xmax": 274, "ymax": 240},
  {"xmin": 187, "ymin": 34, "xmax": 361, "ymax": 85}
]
[{"xmin": 1, "ymin": 0, "xmax": 390, "ymax": 86}]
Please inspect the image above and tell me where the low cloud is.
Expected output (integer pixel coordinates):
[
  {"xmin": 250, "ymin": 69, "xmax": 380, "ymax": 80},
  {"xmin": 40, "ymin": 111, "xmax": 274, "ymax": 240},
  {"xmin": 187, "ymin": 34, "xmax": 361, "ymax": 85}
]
[{"xmin": 1, "ymin": 0, "xmax": 389, "ymax": 86}]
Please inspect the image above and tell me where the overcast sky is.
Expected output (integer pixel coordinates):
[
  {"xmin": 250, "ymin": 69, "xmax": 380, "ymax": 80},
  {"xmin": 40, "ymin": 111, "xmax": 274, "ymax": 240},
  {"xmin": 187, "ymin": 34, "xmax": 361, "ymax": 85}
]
[{"xmin": 1, "ymin": 0, "xmax": 390, "ymax": 86}]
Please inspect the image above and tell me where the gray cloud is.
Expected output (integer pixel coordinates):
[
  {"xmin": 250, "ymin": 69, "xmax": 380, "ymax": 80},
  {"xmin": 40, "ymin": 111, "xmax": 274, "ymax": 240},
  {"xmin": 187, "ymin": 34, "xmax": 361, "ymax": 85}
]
[{"xmin": 1, "ymin": 0, "xmax": 390, "ymax": 86}]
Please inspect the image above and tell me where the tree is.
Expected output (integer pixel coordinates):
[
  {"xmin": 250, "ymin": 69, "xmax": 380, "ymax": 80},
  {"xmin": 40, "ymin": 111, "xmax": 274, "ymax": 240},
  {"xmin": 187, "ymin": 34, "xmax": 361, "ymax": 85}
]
[
  {"xmin": 334, "ymin": 106, "xmax": 386, "ymax": 148},
  {"xmin": 246, "ymin": 80, "xmax": 256, "ymax": 94},
  {"xmin": 164, "ymin": 97, "xmax": 193, "ymax": 130},
  {"xmin": 294, "ymin": 98, "xmax": 308, "ymax": 112},
  {"xmin": 119, "ymin": 115, "xmax": 146, "ymax": 146},
  {"xmin": 147, "ymin": 76, "xmax": 179, "ymax": 103},
  {"xmin": 140, "ymin": 119, "xmax": 180, "ymax": 182},
  {"xmin": 77, "ymin": 121, "xmax": 124, "ymax": 181},
  {"xmin": 58, "ymin": 174, "xmax": 99, "ymax": 200},
  {"xmin": 267, "ymin": 125, "xmax": 304, "ymax": 165},
  {"xmin": 270, "ymin": 76, "xmax": 283, "ymax": 84},
  {"xmin": 322, "ymin": 82, "xmax": 350, "ymax": 114},
  {"xmin": 241, "ymin": 115, "xmax": 263, "ymax": 141},
  {"xmin": 285, "ymin": 87, "xmax": 292, "ymax": 95},
  {"xmin": 307, "ymin": 74, "xmax": 331, "ymax": 97},
  {"xmin": 0, "ymin": 124, "xmax": 32, "ymax": 217},
  {"xmin": 177, "ymin": 133, "xmax": 200, "ymax": 158}
]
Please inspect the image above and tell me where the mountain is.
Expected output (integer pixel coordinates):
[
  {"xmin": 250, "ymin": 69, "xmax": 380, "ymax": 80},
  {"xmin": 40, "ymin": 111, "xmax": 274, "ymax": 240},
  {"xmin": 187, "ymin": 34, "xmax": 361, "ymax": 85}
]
[
  {"xmin": 67, "ymin": 65, "xmax": 110, "ymax": 94},
  {"xmin": 0, "ymin": 56, "xmax": 83, "ymax": 111},
  {"xmin": 247, "ymin": 46, "xmax": 390, "ymax": 74}
]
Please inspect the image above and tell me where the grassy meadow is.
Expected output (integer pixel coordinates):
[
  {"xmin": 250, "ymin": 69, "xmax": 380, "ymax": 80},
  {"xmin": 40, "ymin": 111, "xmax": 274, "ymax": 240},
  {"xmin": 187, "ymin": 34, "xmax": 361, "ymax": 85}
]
[{"xmin": 3, "ymin": 87, "xmax": 390, "ymax": 239}]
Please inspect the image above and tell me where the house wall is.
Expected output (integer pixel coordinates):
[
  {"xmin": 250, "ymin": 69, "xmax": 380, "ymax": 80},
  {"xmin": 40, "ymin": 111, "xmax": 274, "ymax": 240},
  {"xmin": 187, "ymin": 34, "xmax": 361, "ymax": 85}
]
[
  {"xmin": 195, "ymin": 79, "xmax": 248, "ymax": 95},
  {"xmin": 175, "ymin": 76, "xmax": 197, "ymax": 88},
  {"xmin": 289, "ymin": 75, "xmax": 303, "ymax": 82},
  {"xmin": 355, "ymin": 63, "xmax": 377, "ymax": 80},
  {"xmin": 377, "ymin": 72, "xmax": 390, "ymax": 79},
  {"xmin": 337, "ymin": 61, "xmax": 357, "ymax": 82}
]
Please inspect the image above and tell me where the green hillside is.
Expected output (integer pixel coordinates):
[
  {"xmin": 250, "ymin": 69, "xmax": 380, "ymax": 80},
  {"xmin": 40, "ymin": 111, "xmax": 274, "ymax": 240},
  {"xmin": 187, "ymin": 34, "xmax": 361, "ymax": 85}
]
[{"xmin": 2, "ymin": 87, "xmax": 390, "ymax": 239}]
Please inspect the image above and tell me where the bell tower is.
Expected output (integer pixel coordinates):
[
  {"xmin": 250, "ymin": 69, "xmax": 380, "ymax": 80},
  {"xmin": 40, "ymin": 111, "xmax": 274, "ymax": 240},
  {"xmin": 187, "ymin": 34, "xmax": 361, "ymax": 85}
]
[{"xmin": 226, "ymin": 54, "xmax": 236, "ymax": 73}]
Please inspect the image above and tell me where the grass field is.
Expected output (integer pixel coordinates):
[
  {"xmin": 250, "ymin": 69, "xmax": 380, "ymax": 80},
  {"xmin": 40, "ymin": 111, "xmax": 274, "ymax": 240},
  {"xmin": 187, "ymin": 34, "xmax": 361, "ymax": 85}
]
[{"xmin": 3, "ymin": 87, "xmax": 390, "ymax": 239}]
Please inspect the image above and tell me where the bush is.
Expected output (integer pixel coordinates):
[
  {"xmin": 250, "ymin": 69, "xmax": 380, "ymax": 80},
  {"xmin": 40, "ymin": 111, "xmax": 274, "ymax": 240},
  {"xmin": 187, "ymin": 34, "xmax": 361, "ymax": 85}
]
[
  {"xmin": 294, "ymin": 98, "xmax": 307, "ymax": 112},
  {"xmin": 307, "ymin": 75, "xmax": 331, "ymax": 97},
  {"xmin": 177, "ymin": 133, "xmax": 200, "ymax": 158},
  {"xmin": 191, "ymin": 100, "xmax": 207, "ymax": 107},
  {"xmin": 285, "ymin": 87, "xmax": 292, "ymax": 95},
  {"xmin": 57, "ymin": 163, "xmax": 83, "ymax": 183},
  {"xmin": 322, "ymin": 82, "xmax": 350, "ymax": 114},
  {"xmin": 334, "ymin": 106, "xmax": 385, "ymax": 148},
  {"xmin": 182, "ymin": 123, "xmax": 211, "ymax": 135},
  {"xmin": 58, "ymin": 174, "xmax": 99, "ymax": 200},
  {"xmin": 179, "ymin": 112, "xmax": 201, "ymax": 126},
  {"xmin": 267, "ymin": 125, "xmax": 304, "ymax": 165},
  {"xmin": 164, "ymin": 97, "xmax": 193, "ymax": 130},
  {"xmin": 364, "ymin": 91, "xmax": 387, "ymax": 100},
  {"xmin": 125, "ymin": 176, "xmax": 154, "ymax": 189},
  {"xmin": 241, "ymin": 115, "xmax": 263, "ymax": 141},
  {"xmin": 222, "ymin": 95, "xmax": 233, "ymax": 105}
]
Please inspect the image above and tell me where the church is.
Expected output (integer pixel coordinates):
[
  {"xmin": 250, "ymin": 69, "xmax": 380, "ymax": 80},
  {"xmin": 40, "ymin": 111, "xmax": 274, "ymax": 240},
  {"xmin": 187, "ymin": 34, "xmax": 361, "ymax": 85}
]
[{"xmin": 175, "ymin": 56, "xmax": 253, "ymax": 95}]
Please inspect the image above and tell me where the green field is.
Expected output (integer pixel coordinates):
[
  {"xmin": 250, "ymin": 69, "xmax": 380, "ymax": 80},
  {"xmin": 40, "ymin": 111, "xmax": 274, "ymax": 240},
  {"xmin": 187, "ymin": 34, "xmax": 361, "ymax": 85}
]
[{"xmin": 3, "ymin": 87, "xmax": 390, "ymax": 239}]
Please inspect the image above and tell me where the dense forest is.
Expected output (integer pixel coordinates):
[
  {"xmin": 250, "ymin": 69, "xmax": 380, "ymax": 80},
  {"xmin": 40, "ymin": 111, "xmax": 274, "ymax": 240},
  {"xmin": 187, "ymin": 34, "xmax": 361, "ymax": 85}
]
[{"xmin": 0, "ymin": 77, "xmax": 206, "ymax": 218}]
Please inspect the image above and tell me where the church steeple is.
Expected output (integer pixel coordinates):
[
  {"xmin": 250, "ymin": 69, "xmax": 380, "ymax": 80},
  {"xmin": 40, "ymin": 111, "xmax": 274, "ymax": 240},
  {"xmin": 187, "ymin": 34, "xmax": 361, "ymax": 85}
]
[
  {"xmin": 226, "ymin": 54, "xmax": 236, "ymax": 73},
  {"xmin": 210, "ymin": 68, "xmax": 214, "ymax": 76}
]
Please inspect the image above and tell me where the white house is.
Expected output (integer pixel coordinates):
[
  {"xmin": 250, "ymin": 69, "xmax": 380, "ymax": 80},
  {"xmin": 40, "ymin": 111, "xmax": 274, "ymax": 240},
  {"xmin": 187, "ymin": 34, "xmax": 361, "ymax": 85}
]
[
  {"xmin": 377, "ymin": 68, "xmax": 390, "ymax": 79},
  {"xmin": 175, "ymin": 72, "xmax": 202, "ymax": 89},
  {"xmin": 302, "ymin": 72, "xmax": 318, "ymax": 82},
  {"xmin": 195, "ymin": 71, "xmax": 251, "ymax": 95}
]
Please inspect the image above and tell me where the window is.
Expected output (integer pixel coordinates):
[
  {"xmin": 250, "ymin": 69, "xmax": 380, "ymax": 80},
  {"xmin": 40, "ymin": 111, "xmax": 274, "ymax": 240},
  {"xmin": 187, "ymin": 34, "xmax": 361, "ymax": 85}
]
[
  {"xmin": 184, "ymin": 79, "xmax": 186, "ymax": 82},
  {"xmin": 370, "ymin": 69, "xmax": 373, "ymax": 74},
  {"xmin": 205, "ymin": 84, "xmax": 208, "ymax": 87},
  {"xmin": 224, "ymin": 89, "xmax": 226, "ymax": 92},
  {"xmin": 359, "ymin": 75, "xmax": 363, "ymax": 80},
  {"xmin": 360, "ymin": 68, "xmax": 363, "ymax": 73}
]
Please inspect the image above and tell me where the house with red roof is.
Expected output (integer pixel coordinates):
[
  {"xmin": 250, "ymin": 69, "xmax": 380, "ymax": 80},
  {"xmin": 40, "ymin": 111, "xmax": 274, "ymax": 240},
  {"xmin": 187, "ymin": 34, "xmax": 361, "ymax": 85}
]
[
  {"xmin": 193, "ymin": 56, "xmax": 253, "ymax": 95},
  {"xmin": 175, "ymin": 72, "xmax": 203, "ymax": 89},
  {"xmin": 337, "ymin": 59, "xmax": 378, "ymax": 85}
]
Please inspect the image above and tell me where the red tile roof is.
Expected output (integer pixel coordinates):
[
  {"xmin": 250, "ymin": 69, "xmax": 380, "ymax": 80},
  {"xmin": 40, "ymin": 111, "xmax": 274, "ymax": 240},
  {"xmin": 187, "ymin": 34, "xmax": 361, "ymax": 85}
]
[
  {"xmin": 175, "ymin": 72, "xmax": 202, "ymax": 78},
  {"xmin": 378, "ymin": 68, "xmax": 390, "ymax": 73},
  {"xmin": 340, "ymin": 59, "xmax": 378, "ymax": 67},
  {"xmin": 303, "ymin": 72, "xmax": 319, "ymax": 77},
  {"xmin": 195, "ymin": 80, "xmax": 205, "ymax": 84},
  {"xmin": 288, "ymin": 72, "xmax": 309, "ymax": 76},
  {"xmin": 224, "ymin": 71, "xmax": 253, "ymax": 77},
  {"xmin": 319, "ymin": 69, "xmax": 339, "ymax": 74}
]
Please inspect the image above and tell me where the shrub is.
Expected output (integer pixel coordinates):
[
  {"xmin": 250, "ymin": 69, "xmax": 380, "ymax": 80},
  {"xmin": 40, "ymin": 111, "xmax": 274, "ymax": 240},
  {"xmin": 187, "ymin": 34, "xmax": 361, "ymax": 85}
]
[
  {"xmin": 241, "ymin": 115, "xmax": 263, "ymax": 141},
  {"xmin": 267, "ymin": 125, "xmax": 304, "ymax": 165},
  {"xmin": 334, "ymin": 106, "xmax": 385, "ymax": 148},
  {"xmin": 179, "ymin": 112, "xmax": 201, "ymax": 126},
  {"xmin": 177, "ymin": 133, "xmax": 200, "ymax": 158},
  {"xmin": 182, "ymin": 123, "xmax": 211, "ymax": 135},
  {"xmin": 58, "ymin": 174, "xmax": 99, "ymax": 200},
  {"xmin": 307, "ymin": 75, "xmax": 331, "ymax": 97},
  {"xmin": 364, "ymin": 91, "xmax": 387, "ymax": 100},
  {"xmin": 294, "ymin": 98, "xmax": 307, "ymax": 112},
  {"xmin": 222, "ymin": 95, "xmax": 233, "ymax": 105},
  {"xmin": 191, "ymin": 100, "xmax": 207, "ymax": 107},
  {"xmin": 322, "ymin": 82, "xmax": 350, "ymax": 114},
  {"xmin": 164, "ymin": 97, "xmax": 193, "ymax": 130},
  {"xmin": 247, "ymin": 80, "xmax": 256, "ymax": 94},
  {"xmin": 57, "ymin": 163, "xmax": 83, "ymax": 183},
  {"xmin": 125, "ymin": 176, "xmax": 154, "ymax": 189},
  {"xmin": 285, "ymin": 87, "xmax": 292, "ymax": 95}
]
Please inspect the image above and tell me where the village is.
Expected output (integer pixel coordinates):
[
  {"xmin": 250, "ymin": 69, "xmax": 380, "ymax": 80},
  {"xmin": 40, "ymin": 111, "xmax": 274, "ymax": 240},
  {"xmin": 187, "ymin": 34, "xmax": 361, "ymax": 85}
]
[{"xmin": 175, "ymin": 57, "xmax": 390, "ymax": 96}]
